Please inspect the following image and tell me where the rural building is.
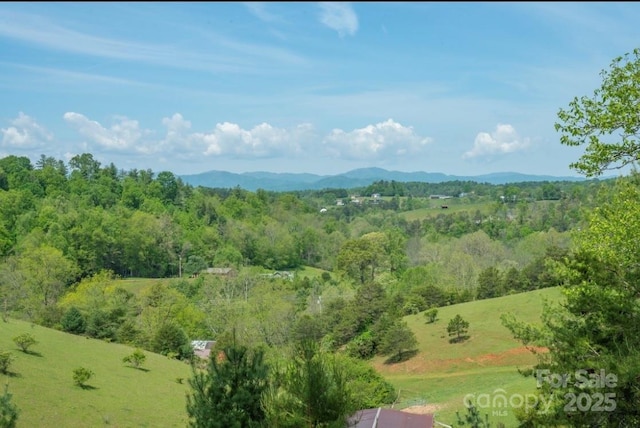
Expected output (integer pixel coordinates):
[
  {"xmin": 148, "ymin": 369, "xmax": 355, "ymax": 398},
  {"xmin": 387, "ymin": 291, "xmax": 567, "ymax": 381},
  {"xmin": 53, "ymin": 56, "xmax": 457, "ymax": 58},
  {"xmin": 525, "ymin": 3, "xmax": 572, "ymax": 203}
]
[
  {"xmin": 348, "ymin": 408, "xmax": 434, "ymax": 428},
  {"xmin": 202, "ymin": 267, "xmax": 236, "ymax": 277},
  {"xmin": 191, "ymin": 340, "xmax": 216, "ymax": 359}
]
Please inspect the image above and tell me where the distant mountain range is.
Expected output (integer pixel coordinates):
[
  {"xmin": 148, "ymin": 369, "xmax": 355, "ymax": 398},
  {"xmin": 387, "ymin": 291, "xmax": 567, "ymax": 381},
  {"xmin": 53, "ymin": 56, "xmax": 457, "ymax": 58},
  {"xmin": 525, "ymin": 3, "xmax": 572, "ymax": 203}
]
[{"xmin": 178, "ymin": 167, "xmax": 585, "ymax": 192}]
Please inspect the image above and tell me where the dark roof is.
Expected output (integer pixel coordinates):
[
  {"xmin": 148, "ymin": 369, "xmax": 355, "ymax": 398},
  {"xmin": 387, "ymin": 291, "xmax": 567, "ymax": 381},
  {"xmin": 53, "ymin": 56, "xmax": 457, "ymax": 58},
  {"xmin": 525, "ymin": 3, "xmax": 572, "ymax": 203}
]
[{"xmin": 348, "ymin": 408, "xmax": 434, "ymax": 428}]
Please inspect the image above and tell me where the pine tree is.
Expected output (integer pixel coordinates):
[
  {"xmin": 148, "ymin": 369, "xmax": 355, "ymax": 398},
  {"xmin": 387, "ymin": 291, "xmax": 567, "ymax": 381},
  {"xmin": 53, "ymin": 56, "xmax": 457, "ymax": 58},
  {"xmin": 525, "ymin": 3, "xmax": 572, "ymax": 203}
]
[
  {"xmin": 186, "ymin": 337, "xmax": 269, "ymax": 428},
  {"xmin": 0, "ymin": 383, "xmax": 19, "ymax": 428}
]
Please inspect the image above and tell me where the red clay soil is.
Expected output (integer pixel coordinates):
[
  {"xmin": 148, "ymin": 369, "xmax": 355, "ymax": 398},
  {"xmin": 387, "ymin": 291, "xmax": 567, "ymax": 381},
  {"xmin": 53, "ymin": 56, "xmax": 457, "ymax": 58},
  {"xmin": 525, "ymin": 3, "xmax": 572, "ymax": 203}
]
[{"xmin": 374, "ymin": 346, "xmax": 548, "ymax": 375}]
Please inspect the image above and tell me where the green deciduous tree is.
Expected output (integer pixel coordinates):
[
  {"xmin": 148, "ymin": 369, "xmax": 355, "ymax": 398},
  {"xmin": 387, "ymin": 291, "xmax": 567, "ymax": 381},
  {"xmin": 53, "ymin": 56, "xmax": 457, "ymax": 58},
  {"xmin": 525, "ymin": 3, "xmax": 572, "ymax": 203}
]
[
  {"xmin": 186, "ymin": 338, "xmax": 269, "ymax": 428},
  {"xmin": 17, "ymin": 244, "xmax": 77, "ymax": 325},
  {"xmin": 503, "ymin": 176, "xmax": 640, "ymax": 426},
  {"xmin": 12, "ymin": 333, "xmax": 37, "ymax": 353},
  {"xmin": 500, "ymin": 47, "xmax": 640, "ymax": 426},
  {"xmin": 556, "ymin": 48, "xmax": 640, "ymax": 177}
]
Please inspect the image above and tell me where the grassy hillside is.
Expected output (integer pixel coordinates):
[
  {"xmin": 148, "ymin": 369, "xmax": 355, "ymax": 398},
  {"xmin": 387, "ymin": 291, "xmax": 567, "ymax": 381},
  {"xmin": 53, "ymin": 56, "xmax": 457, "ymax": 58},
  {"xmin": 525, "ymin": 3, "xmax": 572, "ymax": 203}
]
[
  {"xmin": 0, "ymin": 319, "xmax": 192, "ymax": 427},
  {"xmin": 373, "ymin": 287, "xmax": 564, "ymax": 426}
]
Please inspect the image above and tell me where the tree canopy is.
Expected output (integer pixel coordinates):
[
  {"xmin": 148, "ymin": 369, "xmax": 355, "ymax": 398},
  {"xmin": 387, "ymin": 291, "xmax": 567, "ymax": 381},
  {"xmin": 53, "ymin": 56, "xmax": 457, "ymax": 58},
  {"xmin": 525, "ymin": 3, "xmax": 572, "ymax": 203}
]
[{"xmin": 556, "ymin": 48, "xmax": 640, "ymax": 177}]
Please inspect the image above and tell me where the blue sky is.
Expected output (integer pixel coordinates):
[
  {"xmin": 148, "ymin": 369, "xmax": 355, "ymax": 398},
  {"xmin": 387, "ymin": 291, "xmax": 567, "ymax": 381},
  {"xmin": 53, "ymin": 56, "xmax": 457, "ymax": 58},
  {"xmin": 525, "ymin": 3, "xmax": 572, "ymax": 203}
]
[{"xmin": 1, "ymin": 2, "xmax": 639, "ymax": 177}]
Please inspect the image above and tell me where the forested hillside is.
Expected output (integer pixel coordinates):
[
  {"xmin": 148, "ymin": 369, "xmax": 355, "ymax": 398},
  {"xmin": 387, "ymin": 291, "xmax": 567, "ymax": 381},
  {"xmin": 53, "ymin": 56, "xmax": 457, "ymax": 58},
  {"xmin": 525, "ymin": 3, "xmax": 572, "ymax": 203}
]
[{"xmin": 0, "ymin": 152, "xmax": 609, "ymax": 352}]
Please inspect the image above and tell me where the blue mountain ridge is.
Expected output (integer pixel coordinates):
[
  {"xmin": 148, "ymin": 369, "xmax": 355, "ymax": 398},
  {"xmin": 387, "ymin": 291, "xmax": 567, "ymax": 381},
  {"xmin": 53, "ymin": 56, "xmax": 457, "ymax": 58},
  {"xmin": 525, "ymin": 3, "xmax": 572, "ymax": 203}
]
[{"xmin": 178, "ymin": 167, "xmax": 585, "ymax": 192}]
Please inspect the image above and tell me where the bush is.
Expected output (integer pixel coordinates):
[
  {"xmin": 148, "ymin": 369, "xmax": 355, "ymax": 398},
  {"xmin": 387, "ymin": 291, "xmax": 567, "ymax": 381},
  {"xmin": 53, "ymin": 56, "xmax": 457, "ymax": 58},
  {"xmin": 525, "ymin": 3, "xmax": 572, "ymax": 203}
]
[
  {"xmin": 13, "ymin": 333, "xmax": 37, "ymax": 353},
  {"xmin": 0, "ymin": 351, "xmax": 14, "ymax": 375},
  {"xmin": 72, "ymin": 367, "xmax": 94, "ymax": 388},
  {"xmin": 424, "ymin": 308, "xmax": 438, "ymax": 323},
  {"xmin": 123, "ymin": 349, "xmax": 146, "ymax": 369}
]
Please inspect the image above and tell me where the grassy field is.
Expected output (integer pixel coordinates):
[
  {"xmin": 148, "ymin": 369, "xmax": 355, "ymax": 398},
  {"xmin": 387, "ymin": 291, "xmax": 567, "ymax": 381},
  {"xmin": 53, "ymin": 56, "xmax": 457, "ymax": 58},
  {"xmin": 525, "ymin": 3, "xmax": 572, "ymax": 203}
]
[
  {"xmin": 0, "ymin": 285, "xmax": 563, "ymax": 427},
  {"xmin": 0, "ymin": 319, "xmax": 193, "ymax": 427},
  {"xmin": 372, "ymin": 287, "xmax": 564, "ymax": 426},
  {"xmin": 116, "ymin": 277, "xmax": 167, "ymax": 296},
  {"xmin": 399, "ymin": 199, "xmax": 496, "ymax": 222}
]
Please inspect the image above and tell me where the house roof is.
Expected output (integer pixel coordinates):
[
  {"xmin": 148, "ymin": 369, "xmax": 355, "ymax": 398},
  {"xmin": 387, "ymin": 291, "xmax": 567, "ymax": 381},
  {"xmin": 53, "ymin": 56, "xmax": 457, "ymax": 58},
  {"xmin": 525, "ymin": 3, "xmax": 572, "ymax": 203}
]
[
  {"xmin": 204, "ymin": 267, "xmax": 233, "ymax": 275},
  {"xmin": 348, "ymin": 408, "xmax": 434, "ymax": 428}
]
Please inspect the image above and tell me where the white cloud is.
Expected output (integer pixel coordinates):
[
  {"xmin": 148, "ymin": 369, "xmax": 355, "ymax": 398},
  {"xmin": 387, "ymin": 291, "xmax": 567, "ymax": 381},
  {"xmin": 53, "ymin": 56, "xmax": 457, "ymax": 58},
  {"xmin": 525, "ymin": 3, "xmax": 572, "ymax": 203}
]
[
  {"xmin": 63, "ymin": 112, "xmax": 150, "ymax": 152},
  {"xmin": 244, "ymin": 2, "xmax": 280, "ymax": 23},
  {"xmin": 318, "ymin": 2, "xmax": 358, "ymax": 37},
  {"xmin": 0, "ymin": 10, "xmax": 305, "ymax": 75},
  {"xmin": 322, "ymin": 119, "xmax": 432, "ymax": 160},
  {"xmin": 463, "ymin": 124, "xmax": 530, "ymax": 159},
  {"xmin": 159, "ymin": 115, "xmax": 316, "ymax": 159},
  {"xmin": 1, "ymin": 112, "xmax": 53, "ymax": 148}
]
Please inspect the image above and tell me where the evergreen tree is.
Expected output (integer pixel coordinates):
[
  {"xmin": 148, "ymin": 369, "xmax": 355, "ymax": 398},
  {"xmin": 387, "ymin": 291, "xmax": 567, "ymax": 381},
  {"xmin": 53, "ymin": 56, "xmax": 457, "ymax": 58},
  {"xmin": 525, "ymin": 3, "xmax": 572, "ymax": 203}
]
[
  {"xmin": 186, "ymin": 338, "xmax": 269, "ymax": 428},
  {"xmin": 447, "ymin": 314, "xmax": 469, "ymax": 343},
  {"xmin": 61, "ymin": 306, "xmax": 86, "ymax": 334},
  {"xmin": 263, "ymin": 340, "xmax": 355, "ymax": 428},
  {"xmin": 0, "ymin": 383, "xmax": 19, "ymax": 428}
]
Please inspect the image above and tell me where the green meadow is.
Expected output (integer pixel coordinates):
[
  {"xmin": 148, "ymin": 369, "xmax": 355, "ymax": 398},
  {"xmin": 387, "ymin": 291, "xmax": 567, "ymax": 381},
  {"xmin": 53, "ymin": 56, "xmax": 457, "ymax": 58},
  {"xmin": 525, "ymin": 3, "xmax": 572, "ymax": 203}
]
[
  {"xmin": 373, "ymin": 287, "xmax": 564, "ymax": 425},
  {"xmin": 0, "ymin": 287, "xmax": 563, "ymax": 427},
  {"xmin": 0, "ymin": 319, "xmax": 192, "ymax": 427}
]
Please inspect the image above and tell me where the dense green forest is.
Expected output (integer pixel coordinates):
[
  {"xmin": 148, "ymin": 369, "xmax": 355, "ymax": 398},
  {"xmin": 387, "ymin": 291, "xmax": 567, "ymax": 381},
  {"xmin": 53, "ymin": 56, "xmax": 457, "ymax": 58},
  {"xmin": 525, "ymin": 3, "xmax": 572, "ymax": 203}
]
[{"xmin": 0, "ymin": 152, "xmax": 610, "ymax": 345}]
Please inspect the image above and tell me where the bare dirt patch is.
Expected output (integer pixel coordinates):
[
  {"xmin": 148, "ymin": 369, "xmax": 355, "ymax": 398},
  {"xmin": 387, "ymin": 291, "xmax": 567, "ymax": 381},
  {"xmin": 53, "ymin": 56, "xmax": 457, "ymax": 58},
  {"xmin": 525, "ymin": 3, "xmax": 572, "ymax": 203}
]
[
  {"xmin": 374, "ymin": 346, "xmax": 548, "ymax": 375},
  {"xmin": 401, "ymin": 403, "xmax": 445, "ymax": 414}
]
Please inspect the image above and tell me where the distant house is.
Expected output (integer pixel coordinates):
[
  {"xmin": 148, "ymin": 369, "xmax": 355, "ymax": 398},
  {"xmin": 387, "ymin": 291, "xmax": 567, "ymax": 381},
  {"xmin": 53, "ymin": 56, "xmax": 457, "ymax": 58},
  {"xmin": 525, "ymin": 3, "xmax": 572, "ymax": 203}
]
[
  {"xmin": 348, "ymin": 408, "xmax": 434, "ymax": 428},
  {"xmin": 202, "ymin": 267, "xmax": 236, "ymax": 277},
  {"xmin": 191, "ymin": 340, "xmax": 216, "ymax": 359},
  {"xmin": 260, "ymin": 271, "xmax": 295, "ymax": 281}
]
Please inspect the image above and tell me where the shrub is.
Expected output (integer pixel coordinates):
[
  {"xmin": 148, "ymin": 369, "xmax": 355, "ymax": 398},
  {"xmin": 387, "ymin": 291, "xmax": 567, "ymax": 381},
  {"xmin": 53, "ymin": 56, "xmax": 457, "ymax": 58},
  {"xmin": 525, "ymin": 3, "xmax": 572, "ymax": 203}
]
[
  {"xmin": 424, "ymin": 308, "xmax": 438, "ymax": 324},
  {"xmin": 0, "ymin": 351, "xmax": 14, "ymax": 375},
  {"xmin": 123, "ymin": 349, "xmax": 146, "ymax": 368},
  {"xmin": 72, "ymin": 367, "xmax": 94, "ymax": 388},
  {"xmin": 12, "ymin": 333, "xmax": 37, "ymax": 353}
]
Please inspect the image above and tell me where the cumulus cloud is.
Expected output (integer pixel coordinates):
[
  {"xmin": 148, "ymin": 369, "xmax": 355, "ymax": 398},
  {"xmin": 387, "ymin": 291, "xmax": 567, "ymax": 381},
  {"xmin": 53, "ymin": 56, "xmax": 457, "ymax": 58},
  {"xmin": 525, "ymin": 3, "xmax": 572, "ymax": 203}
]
[
  {"xmin": 159, "ymin": 114, "xmax": 316, "ymax": 159},
  {"xmin": 64, "ymin": 112, "xmax": 152, "ymax": 152},
  {"xmin": 463, "ymin": 124, "xmax": 530, "ymax": 159},
  {"xmin": 322, "ymin": 119, "xmax": 432, "ymax": 160},
  {"xmin": 1, "ymin": 112, "xmax": 53, "ymax": 148},
  {"xmin": 318, "ymin": 2, "xmax": 358, "ymax": 37}
]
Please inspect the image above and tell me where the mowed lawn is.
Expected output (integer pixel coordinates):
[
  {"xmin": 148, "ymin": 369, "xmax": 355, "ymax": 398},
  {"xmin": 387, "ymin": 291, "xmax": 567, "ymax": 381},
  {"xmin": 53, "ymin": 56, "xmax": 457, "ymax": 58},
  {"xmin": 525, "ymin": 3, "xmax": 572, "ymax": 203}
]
[
  {"xmin": 0, "ymin": 319, "xmax": 193, "ymax": 427},
  {"xmin": 372, "ymin": 287, "xmax": 564, "ymax": 426}
]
